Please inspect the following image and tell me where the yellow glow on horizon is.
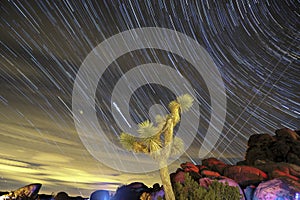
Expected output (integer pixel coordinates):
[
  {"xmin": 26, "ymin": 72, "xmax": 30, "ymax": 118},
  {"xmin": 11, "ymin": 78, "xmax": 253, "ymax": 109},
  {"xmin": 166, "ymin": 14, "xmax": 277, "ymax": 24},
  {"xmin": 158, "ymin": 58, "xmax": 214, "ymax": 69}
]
[
  {"xmin": 0, "ymin": 164, "xmax": 38, "ymax": 174},
  {"xmin": 41, "ymin": 167, "xmax": 119, "ymax": 184},
  {"xmin": 32, "ymin": 152, "xmax": 73, "ymax": 163},
  {"xmin": 0, "ymin": 158, "xmax": 29, "ymax": 167}
]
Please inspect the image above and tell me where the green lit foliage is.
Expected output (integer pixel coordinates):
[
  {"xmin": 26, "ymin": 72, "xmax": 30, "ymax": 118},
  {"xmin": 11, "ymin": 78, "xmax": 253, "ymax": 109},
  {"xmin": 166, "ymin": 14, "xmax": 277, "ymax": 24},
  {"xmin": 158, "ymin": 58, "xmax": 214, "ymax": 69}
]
[{"xmin": 173, "ymin": 174, "xmax": 241, "ymax": 200}]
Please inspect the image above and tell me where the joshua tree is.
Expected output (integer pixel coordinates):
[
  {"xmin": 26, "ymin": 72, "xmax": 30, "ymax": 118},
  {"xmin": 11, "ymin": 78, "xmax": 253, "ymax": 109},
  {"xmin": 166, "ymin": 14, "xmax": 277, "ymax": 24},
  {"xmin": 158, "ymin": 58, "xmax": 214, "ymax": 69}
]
[{"xmin": 120, "ymin": 94, "xmax": 194, "ymax": 200}]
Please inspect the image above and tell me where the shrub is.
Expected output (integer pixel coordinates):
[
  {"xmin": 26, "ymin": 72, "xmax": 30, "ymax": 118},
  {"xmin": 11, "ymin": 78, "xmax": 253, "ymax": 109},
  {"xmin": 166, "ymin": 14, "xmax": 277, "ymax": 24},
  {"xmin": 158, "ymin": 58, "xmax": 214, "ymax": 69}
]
[{"xmin": 173, "ymin": 173, "xmax": 241, "ymax": 200}]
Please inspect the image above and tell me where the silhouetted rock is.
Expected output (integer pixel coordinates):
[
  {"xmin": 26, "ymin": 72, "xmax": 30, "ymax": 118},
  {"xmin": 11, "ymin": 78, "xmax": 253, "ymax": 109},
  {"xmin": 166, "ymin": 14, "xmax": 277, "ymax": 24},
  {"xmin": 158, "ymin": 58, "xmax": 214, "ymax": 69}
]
[
  {"xmin": 37, "ymin": 194, "xmax": 54, "ymax": 200},
  {"xmin": 111, "ymin": 182, "xmax": 149, "ymax": 200},
  {"xmin": 269, "ymin": 140, "xmax": 290, "ymax": 162},
  {"xmin": 245, "ymin": 128, "xmax": 300, "ymax": 166},
  {"xmin": 0, "ymin": 192, "xmax": 9, "ymax": 197},
  {"xmin": 275, "ymin": 127, "xmax": 300, "ymax": 141},
  {"xmin": 151, "ymin": 183, "xmax": 160, "ymax": 192},
  {"xmin": 236, "ymin": 160, "xmax": 247, "ymax": 166},
  {"xmin": 55, "ymin": 192, "xmax": 69, "ymax": 200},
  {"xmin": 247, "ymin": 134, "xmax": 275, "ymax": 147},
  {"xmin": 53, "ymin": 192, "xmax": 86, "ymax": 200},
  {"xmin": 245, "ymin": 146, "xmax": 271, "ymax": 165},
  {"xmin": 287, "ymin": 152, "xmax": 300, "ymax": 166}
]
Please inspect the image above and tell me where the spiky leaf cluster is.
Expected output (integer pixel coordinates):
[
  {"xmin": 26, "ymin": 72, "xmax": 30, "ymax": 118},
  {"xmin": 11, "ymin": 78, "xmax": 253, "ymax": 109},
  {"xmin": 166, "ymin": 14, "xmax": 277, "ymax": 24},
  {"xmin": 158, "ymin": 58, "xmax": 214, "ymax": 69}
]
[
  {"xmin": 119, "ymin": 94, "xmax": 193, "ymax": 158},
  {"xmin": 120, "ymin": 120, "xmax": 162, "ymax": 154},
  {"xmin": 176, "ymin": 94, "xmax": 194, "ymax": 113},
  {"xmin": 120, "ymin": 133, "xmax": 136, "ymax": 151}
]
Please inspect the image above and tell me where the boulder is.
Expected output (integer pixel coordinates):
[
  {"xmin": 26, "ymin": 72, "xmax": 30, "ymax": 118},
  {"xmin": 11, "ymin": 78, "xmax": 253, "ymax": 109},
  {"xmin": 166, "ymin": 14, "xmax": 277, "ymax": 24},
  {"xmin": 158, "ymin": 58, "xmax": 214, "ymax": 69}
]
[
  {"xmin": 243, "ymin": 185, "xmax": 256, "ymax": 200},
  {"xmin": 245, "ymin": 128, "xmax": 300, "ymax": 166},
  {"xmin": 245, "ymin": 146, "xmax": 271, "ymax": 165},
  {"xmin": 202, "ymin": 157, "xmax": 228, "ymax": 174},
  {"xmin": 253, "ymin": 177, "xmax": 300, "ymax": 200},
  {"xmin": 275, "ymin": 127, "xmax": 300, "ymax": 141},
  {"xmin": 198, "ymin": 164, "xmax": 221, "ymax": 177},
  {"xmin": 198, "ymin": 177, "xmax": 213, "ymax": 189},
  {"xmin": 247, "ymin": 133, "xmax": 275, "ymax": 147},
  {"xmin": 269, "ymin": 140, "xmax": 290, "ymax": 162},
  {"xmin": 201, "ymin": 169, "xmax": 221, "ymax": 178},
  {"xmin": 287, "ymin": 152, "xmax": 300, "ymax": 166},
  {"xmin": 180, "ymin": 162, "xmax": 199, "ymax": 173},
  {"xmin": 290, "ymin": 140, "xmax": 300, "ymax": 157},
  {"xmin": 254, "ymin": 160, "xmax": 300, "ymax": 181},
  {"xmin": 201, "ymin": 158, "xmax": 268, "ymax": 186},
  {"xmin": 171, "ymin": 170, "xmax": 186, "ymax": 184},
  {"xmin": 90, "ymin": 190, "xmax": 110, "ymax": 200},
  {"xmin": 223, "ymin": 165, "xmax": 268, "ymax": 187},
  {"xmin": 55, "ymin": 192, "xmax": 70, "ymax": 200},
  {"xmin": 112, "ymin": 182, "xmax": 149, "ymax": 200}
]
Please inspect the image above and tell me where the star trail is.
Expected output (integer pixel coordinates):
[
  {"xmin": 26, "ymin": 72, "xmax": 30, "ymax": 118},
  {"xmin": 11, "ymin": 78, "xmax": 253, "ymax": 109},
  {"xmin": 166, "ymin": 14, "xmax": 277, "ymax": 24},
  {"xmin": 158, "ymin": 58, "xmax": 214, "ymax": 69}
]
[{"xmin": 0, "ymin": 0, "xmax": 299, "ymax": 196}]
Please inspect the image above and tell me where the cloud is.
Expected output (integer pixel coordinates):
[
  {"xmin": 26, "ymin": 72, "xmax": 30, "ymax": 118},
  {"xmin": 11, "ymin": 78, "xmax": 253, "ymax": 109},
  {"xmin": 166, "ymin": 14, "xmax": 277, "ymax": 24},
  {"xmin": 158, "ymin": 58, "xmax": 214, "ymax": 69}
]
[{"xmin": 32, "ymin": 153, "xmax": 73, "ymax": 163}]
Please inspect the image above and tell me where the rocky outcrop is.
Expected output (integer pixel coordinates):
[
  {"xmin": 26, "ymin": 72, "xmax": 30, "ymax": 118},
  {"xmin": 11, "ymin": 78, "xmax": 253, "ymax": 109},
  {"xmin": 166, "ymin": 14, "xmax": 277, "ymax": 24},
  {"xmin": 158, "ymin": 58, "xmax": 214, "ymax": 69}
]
[
  {"xmin": 253, "ymin": 160, "xmax": 300, "ymax": 181},
  {"xmin": 168, "ymin": 128, "xmax": 300, "ymax": 200},
  {"xmin": 223, "ymin": 166, "xmax": 267, "ymax": 187},
  {"xmin": 201, "ymin": 158, "xmax": 268, "ymax": 187},
  {"xmin": 202, "ymin": 157, "xmax": 228, "ymax": 174},
  {"xmin": 245, "ymin": 128, "xmax": 300, "ymax": 166}
]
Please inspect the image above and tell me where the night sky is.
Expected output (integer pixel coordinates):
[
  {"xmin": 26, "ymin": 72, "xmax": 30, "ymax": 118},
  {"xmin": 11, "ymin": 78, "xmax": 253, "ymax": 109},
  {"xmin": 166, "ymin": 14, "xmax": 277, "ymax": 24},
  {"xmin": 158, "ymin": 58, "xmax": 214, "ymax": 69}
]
[{"xmin": 0, "ymin": 0, "xmax": 299, "ymax": 196}]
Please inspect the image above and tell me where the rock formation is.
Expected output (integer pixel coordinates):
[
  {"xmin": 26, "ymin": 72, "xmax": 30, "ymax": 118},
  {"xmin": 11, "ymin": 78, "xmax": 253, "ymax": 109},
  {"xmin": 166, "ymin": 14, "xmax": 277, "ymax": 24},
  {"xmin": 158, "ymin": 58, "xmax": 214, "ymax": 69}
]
[{"xmin": 245, "ymin": 128, "xmax": 300, "ymax": 166}]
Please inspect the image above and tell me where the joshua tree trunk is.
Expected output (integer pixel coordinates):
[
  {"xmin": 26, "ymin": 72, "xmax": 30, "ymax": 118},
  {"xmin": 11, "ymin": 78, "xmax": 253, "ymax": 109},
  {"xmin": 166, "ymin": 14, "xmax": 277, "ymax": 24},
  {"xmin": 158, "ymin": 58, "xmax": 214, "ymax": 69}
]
[
  {"xmin": 159, "ymin": 160, "xmax": 175, "ymax": 200},
  {"xmin": 158, "ymin": 118, "xmax": 176, "ymax": 200}
]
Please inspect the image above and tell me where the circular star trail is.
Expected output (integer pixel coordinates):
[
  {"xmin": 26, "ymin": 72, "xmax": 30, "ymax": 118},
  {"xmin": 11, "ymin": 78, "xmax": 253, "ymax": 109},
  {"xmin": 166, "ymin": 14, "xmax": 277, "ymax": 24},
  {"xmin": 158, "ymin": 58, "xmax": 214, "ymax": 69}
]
[{"xmin": 0, "ymin": 0, "xmax": 299, "ymax": 196}]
